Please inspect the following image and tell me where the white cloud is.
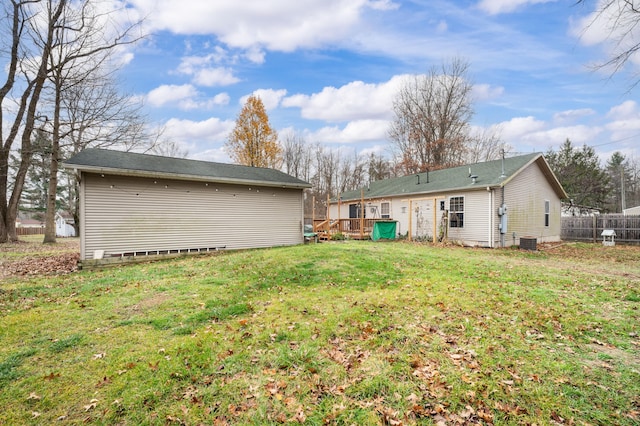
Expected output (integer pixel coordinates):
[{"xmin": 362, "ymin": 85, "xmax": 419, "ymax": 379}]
[
  {"xmin": 493, "ymin": 115, "xmax": 602, "ymax": 152},
  {"xmin": 147, "ymin": 84, "xmax": 198, "ymax": 107},
  {"xmin": 570, "ymin": 3, "xmax": 640, "ymax": 71},
  {"xmin": 477, "ymin": 0, "xmax": 558, "ymax": 15},
  {"xmin": 282, "ymin": 75, "xmax": 407, "ymax": 122},
  {"xmin": 435, "ymin": 20, "xmax": 448, "ymax": 34},
  {"xmin": 473, "ymin": 84, "xmax": 504, "ymax": 101},
  {"xmin": 176, "ymin": 50, "xmax": 229, "ymax": 75},
  {"xmin": 366, "ymin": 0, "xmax": 399, "ymax": 11},
  {"xmin": 497, "ymin": 116, "xmax": 546, "ymax": 141},
  {"xmin": 193, "ymin": 67, "xmax": 240, "ymax": 87},
  {"xmin": 553, "ymin": 108, "xmax": 596, "ymax": 123},
  {"xmin": 212, "ymin": 93, "xmax": 231, "ymax": 106},
  {"xmin": 164, "ymin": 117, "xmax": 235, "ymax": 144},
  {"xmin": 605, "ymin": 101, "xmax": 640, "ymax": 138},
  {"xmin": 521, "ymin": 125, "xmax": 600, "ymax": 149},
  {"xmin": 189, "ymin": 147, "xmax": 231, "ymax": 163},
  {"xmin": 244, "ymin": 46, "xmax": 266, "ymax": 64},
  {"xmin": 129, "ymin": 0, "xmax": 384, "ymax": 51},
  {"xmin": 307, "ymin": 119, "xmax": 390, "ymax": 144},
  {"xmin": 146, "ymin": 84, "xmax": 227, "ymax": 110},
  {"xmin": 358, "ymin": 144, "xmax": 389, "ymax": 157},
  {"xmin": 606, "ymin": 100, "xmax": 639, "ymax": 120},
  {"xmin": 240, "ymin": 89, "xmax": 288, "ymax": 110},
  {"xmin": 175, "ymin": 51, "xmax": 240, "ymax": 87}
]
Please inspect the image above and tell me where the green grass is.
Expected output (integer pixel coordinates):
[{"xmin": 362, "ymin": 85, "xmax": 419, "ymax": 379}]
[{"xmin": 1, "ymin": 240, "xmax": 639, "ymax": 425}]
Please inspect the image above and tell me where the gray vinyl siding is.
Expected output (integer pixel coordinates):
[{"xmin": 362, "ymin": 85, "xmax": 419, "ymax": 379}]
[
  {"xmin": 81, "ymin": 173, "xmax": 304, "ymax": 260},
  {"xmin": 503, "ymin": 163, "xmax": 562, "ymax": 244}
]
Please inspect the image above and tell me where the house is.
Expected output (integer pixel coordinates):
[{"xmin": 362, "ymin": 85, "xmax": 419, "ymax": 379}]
[
  {"xmin": 16, "ymin": 218, "xmax": 45, "ymax": 228},
  {"xmin": 328, "ymin": 153, "xmax": 567, "ymax": 248},
  {"xmin": 61, "ymin": 149, "xmax": 311, "ymax": 262},
  {"xmin": 561, "ymin": 203, "xmax": 600, "ymax": 217},
  {"xmin": 623, "ymin": 205, "xmax": 640, "ymax": 216},
  {"xmin": 55, "ymin": 212, "xmax": 76, "ymax": 237}
]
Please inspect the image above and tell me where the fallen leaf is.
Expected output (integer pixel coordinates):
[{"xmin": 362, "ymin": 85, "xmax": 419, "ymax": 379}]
[
  {"xmin": 31, "ymin": 411, "xmax": 41, "ymax": 418},
  {"xmin": 84, "ymin": 399, "xmax": 98, "ymax": 411},
  {"xmin": 27, "ymin": 392, "xmax": 41, "ymax": 401},
  {"xmin": 92, "ymin": 353, "xmax": 106, "ymax": 360},
  {"xmin": 43, "ymin": 372, "xmax": 60, "ymax": 381},
  {"xmin": 96, "ymin": 376, "xmax": 111, "ymax": 388},
  {"xmin": 292, "ymin": 409, "xmax": 306, "ymax": 423}
]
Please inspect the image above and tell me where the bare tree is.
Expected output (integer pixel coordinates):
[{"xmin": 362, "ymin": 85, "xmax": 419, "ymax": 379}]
[
  {"xmin": 389, "ymin": 58, "xmax": 474, "ymax": 175},
  {"xmin": 576, "ymin": 0, "xmax": 640, "ymax": 89},
  {"xmin": 281, "ymin": 131, "xmax": 313, "ymax": 182},
  {"xmin": 35, "ymin": 0, "xmax": 143, "ymax": 243},
  {"xmin": 1, "ymin": 0, "xmax": 69, "ymax": 243},
  {"xmin": 366, "ymin": 153, "xmax": 394, "ymax": 182},
  {"xmin": 465, "ymin": 126, "xmax": 510, "ymax": 164}
]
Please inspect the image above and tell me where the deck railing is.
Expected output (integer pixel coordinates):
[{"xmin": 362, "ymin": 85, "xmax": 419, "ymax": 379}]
[{"xmin": 312, "ymin": 218, "xmax": 391, "ymax": 240}]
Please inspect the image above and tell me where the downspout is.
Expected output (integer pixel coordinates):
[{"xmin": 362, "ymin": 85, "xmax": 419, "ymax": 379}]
[
  {"xmin": 488, "ymin": 188, "xmax": 493, "ymax": 248},
  {"xmin": 501, "ymin": 185, "xmax": 505, "ymax": 248}
]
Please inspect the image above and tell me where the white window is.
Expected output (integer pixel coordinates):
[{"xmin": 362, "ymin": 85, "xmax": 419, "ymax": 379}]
[
  {"xmin": 544, "ymin": 200, "xmax": 550, "ymax": 227},
  {"xmin": 381, "ymin": 202, "xmax": 390, "ymax": 219},
  {"xmin": 449, "ymin": 196, "xmax": 464, "ymax": 228}
]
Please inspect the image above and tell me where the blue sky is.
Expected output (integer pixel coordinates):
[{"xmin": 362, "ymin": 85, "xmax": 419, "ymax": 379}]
[{"xmin": 120, "ymin": 0, "xmax": 640, "ymax": 164}]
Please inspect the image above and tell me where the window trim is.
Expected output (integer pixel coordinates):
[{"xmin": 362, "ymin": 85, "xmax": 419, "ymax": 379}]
[
  {"xmin": 544, "ymin": 200, "xmax": 550, "ymax": 227},
  {"xmin": 381, "ymin": 202, "xmax": 390, "ymax": 219},
  {"xmin": 449, "ymin": 196, "xmax": 464, "ymax": 228}
]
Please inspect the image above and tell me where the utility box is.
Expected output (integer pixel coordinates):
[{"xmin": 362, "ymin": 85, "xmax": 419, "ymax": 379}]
[
  {"xmin": 601, "ymin": 229, "xmax": 616, "ymax": 246},
  {"xmin": 520, "ymin": 236, "xmax": 537, "ymax": 251}
]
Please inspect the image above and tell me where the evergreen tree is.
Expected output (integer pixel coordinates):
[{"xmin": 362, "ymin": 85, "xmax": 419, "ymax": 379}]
[
  {"xmin": 604, "ymin": 151, "xmax": 632, "ymax": 213},
  {"xmin": 546, "ymin": 139, "xmax": 609, "ymax": 213}
]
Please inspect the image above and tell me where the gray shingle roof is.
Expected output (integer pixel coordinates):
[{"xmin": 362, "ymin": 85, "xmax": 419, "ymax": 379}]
[
  {"xmin": 337, "ymin": 153, "xmax": 567, "ymax": 201},
  {"xmin": 62, "ymin": 148, "xmax": 311, "ymax": 189}
]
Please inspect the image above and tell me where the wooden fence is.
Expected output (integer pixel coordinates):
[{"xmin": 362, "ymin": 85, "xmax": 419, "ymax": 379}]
[
  {"xmin": 17, "ymin": 227, "xmax": 45, "ymax": 236},
  {"xmin": 561, "ymin": 214, "xmax": 640, "ymax": 244}
]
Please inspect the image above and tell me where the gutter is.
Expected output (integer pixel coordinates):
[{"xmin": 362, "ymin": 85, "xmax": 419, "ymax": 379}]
[{"xmin": 335, "ymin": 184, "xmax": 503, "ymax": 203}]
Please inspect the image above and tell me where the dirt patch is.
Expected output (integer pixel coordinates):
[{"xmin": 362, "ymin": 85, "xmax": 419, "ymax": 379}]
[
  {"xmin": 583, "ymin": 343, "xmax": 640, "ymax": 372},
  {"xmin": 132, "ymin": 292, "xmax": 171, "ymax": 311}
]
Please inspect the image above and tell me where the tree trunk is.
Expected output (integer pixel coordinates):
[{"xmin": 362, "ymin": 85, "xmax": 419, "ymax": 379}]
[
  {"xmin": 43, "ymin": 75, "xmax": 62, "ymax": 244},
  {"xmin": 0, "ymin": 0, "xmax": 67, "ymax": 243}
]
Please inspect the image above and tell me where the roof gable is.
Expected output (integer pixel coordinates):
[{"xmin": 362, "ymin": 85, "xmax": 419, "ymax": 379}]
[
  {"xmin": 62, "ymin": 149, "xmax": 311, "ymax": 189},
  {"xmin": 338, "ymin": 153, "xmax": 567, "ymax": 201}
]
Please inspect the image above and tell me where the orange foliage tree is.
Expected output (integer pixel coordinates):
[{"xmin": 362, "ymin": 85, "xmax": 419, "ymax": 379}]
[{"xmin": 226, "ymin": 95, "xmax": 282, "ymax": 168}]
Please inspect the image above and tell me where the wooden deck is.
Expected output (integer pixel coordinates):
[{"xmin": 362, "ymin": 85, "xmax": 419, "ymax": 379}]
[{"xmin": 312, "ymin": 218, "xmax": 391, "ymax": 240}]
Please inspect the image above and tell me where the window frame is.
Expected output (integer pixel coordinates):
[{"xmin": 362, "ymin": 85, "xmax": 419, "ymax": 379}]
[
  {"xmin": 544, "ymin": 200, "xmax": 550, "ymax": 227},
  {"xmin": 449, "ymin": 196, "xmax": 465, "ymax": 228},
  {"xmin": 381, "ymin": 202, "xmax": 390, "ymax": 219}
]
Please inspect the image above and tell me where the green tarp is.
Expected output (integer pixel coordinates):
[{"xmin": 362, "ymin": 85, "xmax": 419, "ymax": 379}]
[{"xmin": 372, "ymin": 221, "xmax": 397, "ymax": 241}]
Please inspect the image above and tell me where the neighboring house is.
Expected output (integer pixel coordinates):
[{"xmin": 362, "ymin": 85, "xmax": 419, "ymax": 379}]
[
  {"xmin": 561, "ymin": 203, "xmax": 600, "ymax": 217},
  {"xmin": 329, "ymin": 153, "xmax": 567, "ymax": 248},
  {"xmin": 62, "ymin": 149, "xmax": 311, "ymax": 262},
  {"xmin": 623, "ymin": 205, "xmax": 640, "ymax": 216},
  {"xmin": 16, "ymin": 218, "xmax": 45, "ymax": 228},
  {"xmin": 55, "ymin": 212, "xmax": 76, "ymax": 237}
]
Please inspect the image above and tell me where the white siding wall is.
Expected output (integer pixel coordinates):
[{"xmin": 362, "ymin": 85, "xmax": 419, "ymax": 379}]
[
  {"xmin": 502, "ymin": 163, "xmax": 562, "ymax": 244},
  {"xmin": 81, "ymin": 173, "xmax": 304, "ymax": 260},
  {"xmin": 446, "ymin": 190, "xmax": 492, "ymax": 246}
]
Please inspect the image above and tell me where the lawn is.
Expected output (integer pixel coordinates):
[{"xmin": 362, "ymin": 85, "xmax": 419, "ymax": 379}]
[{"xmin": 0, "ymin": 239, "xmax": 638, "ymax": 425}]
